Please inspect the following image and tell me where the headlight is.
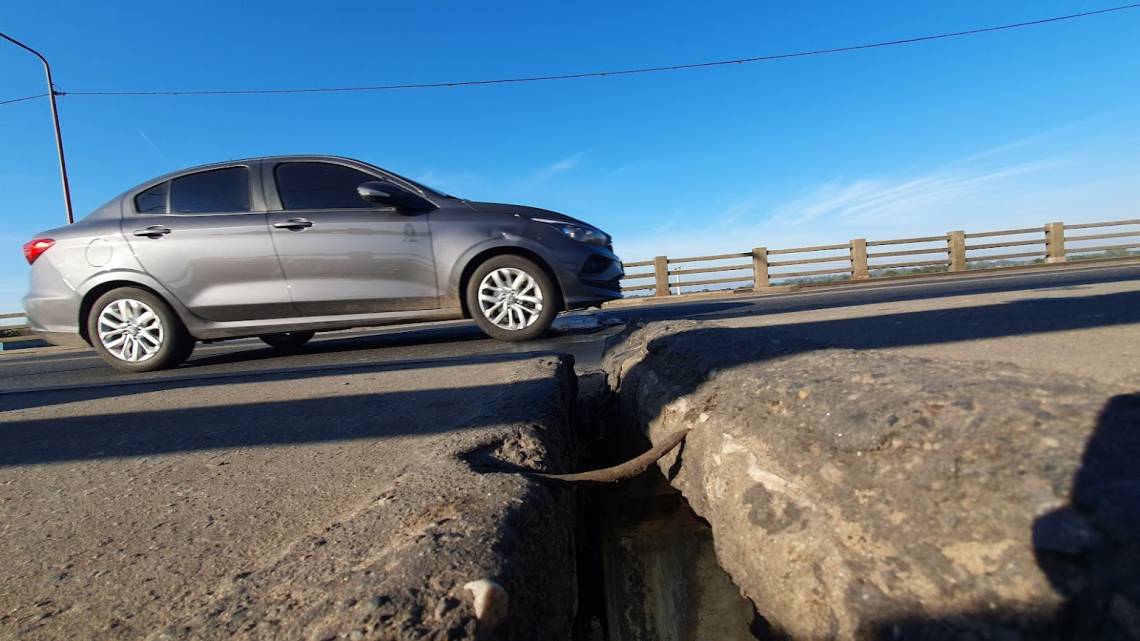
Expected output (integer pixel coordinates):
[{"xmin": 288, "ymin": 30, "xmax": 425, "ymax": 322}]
[{"xmin": 537, "ymin": 220, "xmax": 610, "ymax": 247}]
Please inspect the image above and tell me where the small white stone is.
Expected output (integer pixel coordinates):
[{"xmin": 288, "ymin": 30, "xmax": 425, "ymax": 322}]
[
  {"xmin": 464, "ymin": 579, "xmax": 509, "ymax": 631},
  {"xmin": 698, "ymin": 412, "xmax": 710, "ymax": 423}
]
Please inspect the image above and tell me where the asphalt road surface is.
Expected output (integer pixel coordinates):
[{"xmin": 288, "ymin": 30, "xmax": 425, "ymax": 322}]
[{"xmin": 2, "ymin": 262, "xmax": 1139, "ymax": 401}]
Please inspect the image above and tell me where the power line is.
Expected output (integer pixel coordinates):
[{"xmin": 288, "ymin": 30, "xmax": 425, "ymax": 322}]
[
  {"xmin": 0, "ymin": 92, "xmax": 48, "ymax": 105},
  {"xmin": 4, "ymin": 3, "xmax": 1138, "ymax": 104}
]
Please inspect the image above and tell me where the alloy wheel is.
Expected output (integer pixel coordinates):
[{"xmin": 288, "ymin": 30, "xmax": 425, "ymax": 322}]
[
  {"xmin": 96, "ymin": 298, "xmax": 164, "ymax": 362},
  {"xmin": 477, "ymin": 267, "xmax": 544, "ymax": 330}
]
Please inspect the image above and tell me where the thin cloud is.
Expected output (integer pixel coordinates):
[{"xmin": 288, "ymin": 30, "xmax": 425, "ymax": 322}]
[
  {"xmin": 772, "ymin": 159, "xmax": 1060, "ymax": 227},
  {"xmin": 138, "ymin": 129, "xmax": 170, "ymax": 164},
  {"xmin": 535, "ymin": 152, "xmax": 587, "ymax": 180},
  {"xmin": 415, "ymin": 168, "xmax": 478, "ymax": 192},
  {"xmin": 718, "ymin": 198, "xmax": 765, "ymax": 227},
  {"xmin": 651, "ymin": 209, "xmax": 684, "ymax": 235}
]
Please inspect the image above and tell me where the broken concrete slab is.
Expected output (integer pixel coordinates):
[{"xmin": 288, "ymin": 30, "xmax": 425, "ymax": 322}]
[
  {"xmin": 604, "ymin": 319, "xmax": 1139, "ymax": 640},
  {"xmin": 0, "ymin": 355, "xmax": 578, "ymax": 641}
]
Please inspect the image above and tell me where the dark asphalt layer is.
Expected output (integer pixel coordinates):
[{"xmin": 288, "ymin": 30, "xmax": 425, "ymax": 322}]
[{"xmin": 2, "ymin": 262, "xmax": 1139, "ymax": 402}]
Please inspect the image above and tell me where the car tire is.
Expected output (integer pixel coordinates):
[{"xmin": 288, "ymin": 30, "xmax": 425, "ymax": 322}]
[
  {"xmin": 87, "ymin": 287, "xmax": 195, "ymax": 372},
  {"xmin": 466, "ymin": 255, "xmax": 559, "ymax": 341},
  {"xmin": 259, "ymin": 331, "xmax": 315, "ymax": 350}
]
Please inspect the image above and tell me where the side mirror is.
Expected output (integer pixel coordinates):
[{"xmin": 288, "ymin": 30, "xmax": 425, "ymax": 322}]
[{"xmin": 357, "ymin": 181, "xmax": 436, "ymax": 212}]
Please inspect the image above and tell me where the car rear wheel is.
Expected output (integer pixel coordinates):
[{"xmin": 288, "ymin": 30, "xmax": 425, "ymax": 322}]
[
  {"xmin": 87, "ymin": 287, "xmax": 194, "ymax": 372},
  {"xmin": 467, "ymin": 255, "xmax": 559, "ymax": 341},
  {"xmin": 259, "ymin": 331, "xmax": 315, "ymax": 350}
]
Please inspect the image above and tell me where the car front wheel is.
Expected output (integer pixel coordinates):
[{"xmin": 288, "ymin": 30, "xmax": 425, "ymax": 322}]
[
  {"xmin": 467, "ymin": 255, "xmax": 559, "ymax": 341},
  {"xmin": 87, "ymin": 287, "xmax": 194, "ymax": 372}
]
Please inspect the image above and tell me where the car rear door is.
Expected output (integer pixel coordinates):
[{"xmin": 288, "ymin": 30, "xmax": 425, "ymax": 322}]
[
  {"xmin": 125, "ymin": 164, "xmax": 295, "ymax": 322},
  {"xmin": 262, "ymin": 160, "xmax": 438, "ymax": 316}
]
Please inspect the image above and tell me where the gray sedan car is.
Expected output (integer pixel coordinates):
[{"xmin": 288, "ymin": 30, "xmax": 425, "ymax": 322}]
[{"xmin": 22, "ymin": 155, "xmax": 623, "ymax": 372}]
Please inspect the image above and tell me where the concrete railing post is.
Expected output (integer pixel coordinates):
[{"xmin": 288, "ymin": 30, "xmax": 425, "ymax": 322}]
[
  {"xmin": 752, "ymin": 247, "xmax": 769, "ymax": 291},
  {"xmin": 1045, "ymin": 222, "xmax": 1066, "ymax": 263},
  {"xmin": 653, "ymin": 256, "xmax": 671, "ymax": 297},
  {"xmin": 948, "ymin": 230, "xmax": 966, "ymax": 272},
  {"xmin": 850, "ymin": 239, "xmax": 869, "ymax": 280}
]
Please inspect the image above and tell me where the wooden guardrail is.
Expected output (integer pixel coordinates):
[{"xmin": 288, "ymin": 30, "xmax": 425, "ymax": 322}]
[
  {"xmin": 3, "ymin": 218, "xmax": 1139, "ymax": 324},
  {"xmin": 621, "ymin": 218, "xmax": 1140, "ymax": 297}
]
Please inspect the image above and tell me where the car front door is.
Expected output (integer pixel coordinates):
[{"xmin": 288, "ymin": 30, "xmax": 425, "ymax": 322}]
[
  {"xmin": 263, "ymin": 160, "xmax": 438, "ymax": 316},
  {"xmin": 124, "ymin": 165, "xmax": 295, "ymax": 322}
]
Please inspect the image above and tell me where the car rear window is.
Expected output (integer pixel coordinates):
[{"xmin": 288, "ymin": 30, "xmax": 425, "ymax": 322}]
[
  {"xmin": 275, "ymin": 162, "xmax": 377, "ymax": 210},
  {"xmin": 135, "ymin": 181, "xmax": 169, "ymax": 214},
  {"xmin": 169, "ymin": 166, "xmax": 251, "ymax": 214}
]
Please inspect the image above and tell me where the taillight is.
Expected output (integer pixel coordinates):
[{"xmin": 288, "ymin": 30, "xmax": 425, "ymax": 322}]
[{"xmin": 23, "ymin": 238, "xmax": 55, "ymax": 265}]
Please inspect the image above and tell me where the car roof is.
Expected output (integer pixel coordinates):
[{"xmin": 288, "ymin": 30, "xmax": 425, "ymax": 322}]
[
  {"xmin": 153, "ymin": 154, "xmax": 364, "ymax": 177},
  {"xmin": 126, "ymin": 154, "xmax": 393, "ymax": 195}
]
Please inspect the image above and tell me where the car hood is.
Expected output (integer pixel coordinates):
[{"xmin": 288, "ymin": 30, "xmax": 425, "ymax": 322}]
[{"xmin": 465, "ymin": 201, "xmax": 601, "ymax": 231}]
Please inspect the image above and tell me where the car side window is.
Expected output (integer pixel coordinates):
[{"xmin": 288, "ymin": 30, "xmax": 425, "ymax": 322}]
[
  {"xmin": 135, "ymin": 181, "xmax": 169, "ymax": 214},
  {"xmin": 275, "ymin": 162, "xmax": 378, "ymax": 210},
  {"xmin": 168, "ymin": 166, "xmax": 251, "ymax": 214}
]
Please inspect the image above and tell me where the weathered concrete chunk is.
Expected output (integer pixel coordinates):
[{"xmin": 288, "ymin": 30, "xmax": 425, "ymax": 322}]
[{"xmin": 604, "ymin": 320, "xmax": 1139, "ymax": 640}]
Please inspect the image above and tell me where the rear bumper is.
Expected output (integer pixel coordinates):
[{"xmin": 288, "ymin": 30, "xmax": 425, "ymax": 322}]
[
  {"xmin": 24, "ymin": 253, "xmax": 84, "ymax": 340},
  {"xmin": 23, "ymin": 292, "xmax": 84, "ymax": 344},
  {"xmin": 30, "ymin": 329, "xmax": 89, "ymax": 348}
]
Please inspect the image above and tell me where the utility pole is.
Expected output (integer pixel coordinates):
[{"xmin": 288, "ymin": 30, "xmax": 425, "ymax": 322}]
[{"xmin": 1, "ymin": 32, "xmax": 74, "ymax": 224}]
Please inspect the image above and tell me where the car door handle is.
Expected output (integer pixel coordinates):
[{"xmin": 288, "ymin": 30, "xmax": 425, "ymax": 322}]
[
  {"xmin": 273, "ymin": 218, "xmax": 314, "ymax": 231},
  {"xmin": 132, "ymin": 225, "xmax": 172, "ymax": 238}
]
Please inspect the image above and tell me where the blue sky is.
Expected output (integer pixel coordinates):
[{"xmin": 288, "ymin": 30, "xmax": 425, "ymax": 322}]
[{"xmin": 2, "ymin": 1, "xmax": 1138, "ymax": 312}]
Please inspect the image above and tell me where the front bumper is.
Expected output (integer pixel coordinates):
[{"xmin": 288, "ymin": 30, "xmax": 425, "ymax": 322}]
[{"xmin": 559, "ymin": 251, "xmax": 623, "ymax": 310}]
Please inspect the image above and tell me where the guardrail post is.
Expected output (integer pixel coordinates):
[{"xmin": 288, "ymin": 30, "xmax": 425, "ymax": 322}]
[
  {"xmin": 1045, "ymin": 221, "xmax": 1066, "ymax": 263},
  {"xmin": 653, "ymin": 256, "xmax": 671, "ymax": 296},
  {"xmin": 948, "ymin": 230, "xmax": 966, "ymax": 271},
  {"xmin": 849, "ymin": 239, "xmax": 869, "ymax": 280},
  {"xmin": 752, "ymin": 247, "xmax": 769, "ymax": 291}
]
